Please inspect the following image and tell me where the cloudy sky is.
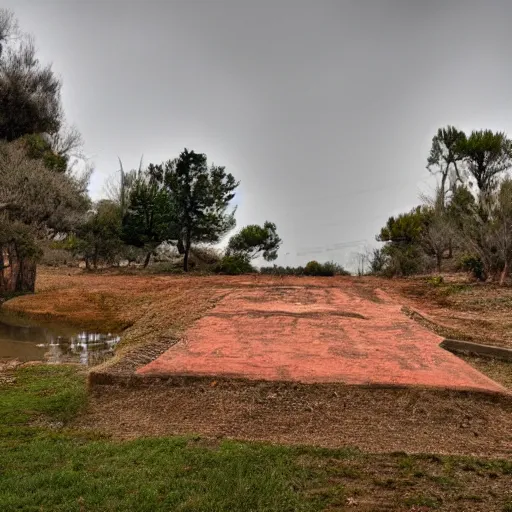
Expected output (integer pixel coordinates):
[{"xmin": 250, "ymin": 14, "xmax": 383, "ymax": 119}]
[{"xmin": 6, "ymin": 0, "xmax": 512, "ymax": 268}]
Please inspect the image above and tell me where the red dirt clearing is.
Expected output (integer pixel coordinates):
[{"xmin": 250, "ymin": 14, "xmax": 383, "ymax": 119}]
[{"xmin": 137, "ymin": 282, "xmax": 505, "ymax": 394}]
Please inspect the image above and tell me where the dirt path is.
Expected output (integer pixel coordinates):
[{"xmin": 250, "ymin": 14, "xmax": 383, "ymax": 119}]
[{"xmin": 137, "ymin": 283, "xmax": 505, "ymax": 394}]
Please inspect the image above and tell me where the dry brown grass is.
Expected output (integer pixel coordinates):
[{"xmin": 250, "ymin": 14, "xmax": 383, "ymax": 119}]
[
  {"xmin": 78, "ymin": 381, "xmax": 512, "ymax": 458},
  {"xmin": 462, "ymin": 355, "xmax": 512, "ymax": 390},
  {"xmin": 363, "ymin": 274, "xmax": 512, "ymax": 349}
]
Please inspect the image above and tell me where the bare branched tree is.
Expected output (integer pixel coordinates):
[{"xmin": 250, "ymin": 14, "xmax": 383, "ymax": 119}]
[
  {"xmin": 46, "ymin": 124, "xmax": 84, "ymax": 159},
  {"xmin": 0, "ymin": 141, "xmax": 89, "ymax": 292},
  {"xmin": 104, "ymin": 157, "xmax": 142, "ymax": 214}
]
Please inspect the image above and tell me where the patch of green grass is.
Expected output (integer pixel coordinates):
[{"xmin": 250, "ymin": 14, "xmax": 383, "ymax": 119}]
[
  {"xmin": 0, "ymin": 436, "xmax": 323, "ymax": 512},
  {"xmin": 0, "ymin": 365, "xmax": 87, "ymax": 427}
]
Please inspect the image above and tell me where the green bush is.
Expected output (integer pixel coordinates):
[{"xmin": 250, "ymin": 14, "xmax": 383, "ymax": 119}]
[
  {"xmin": 381, "ymin": 244, "xmax": 425, "ymax": 277},
  {"xmin": 260, "ymin": 265, "xmax": 305, "ymax": 275},
  {"xmin": 304, "ymin": 260, "xmax": 323, "ymax": 275},
  {"xmin": 322, "ymin": 261, "xmax": 351, "ymax": 276},
  {"xmin": 303, "ymin": 260, "xmax": 350, "ymax": 276},
  {"xmin": 214, "ymin": 254, "xmax": 254, "ymax": 275},
  {"xmin": 459, "ymin": 254, "xmax": 485, "ymax": 281}
]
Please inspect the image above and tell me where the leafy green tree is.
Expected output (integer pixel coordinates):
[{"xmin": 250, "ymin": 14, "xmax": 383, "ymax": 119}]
[
  {"xmin": 122, "ymin": 165, "xmax": 176, "ymax": 267},
  {"xmin": 162, "ymin": 149, "xmax": 239, "ymax": 271},
  {"xmin": 227, "ymin": 221, "xmax": 281, "ymax": 261},
  {"xmin": 74, "ymin": 200, "xmax": 123, "ymax": 269},
  {"xmin": 377, "ymin": 207, "xmax": 426, "ymax": 245},
  {"xmin": 377, "ymin": 207, "xmax": 432, "ymax": 276},
  {"xmin": 214, "ymin": 254, "xmax": 254, "ymax": 275},
  {"xmin": 427, "ymin": 126, "xmax": 466, "ymax": 205},
  {"xmin": 460, "ymin": 130, "xmax": 512, "ymax": 197}
]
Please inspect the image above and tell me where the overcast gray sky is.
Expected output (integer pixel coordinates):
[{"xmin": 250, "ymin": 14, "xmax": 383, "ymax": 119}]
[{"xmin": 6, "ymin": 0, "xmax": 512, "ymax": 267}]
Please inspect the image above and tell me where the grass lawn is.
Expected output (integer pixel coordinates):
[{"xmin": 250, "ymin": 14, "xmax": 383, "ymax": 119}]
[{"xmin": 0, "ymin": 366, "xmax": 511, "ymax": 511}]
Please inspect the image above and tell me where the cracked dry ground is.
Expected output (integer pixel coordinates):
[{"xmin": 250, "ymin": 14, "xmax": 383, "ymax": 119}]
[{"xmin": 79, "ymin": 277, "xmax": 512, "ymax": 457}]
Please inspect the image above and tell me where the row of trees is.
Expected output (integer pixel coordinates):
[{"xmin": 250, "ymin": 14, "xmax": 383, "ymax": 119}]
[
  {"xmin": 0, "ymin": 9, "xmax": 282, "ymax": 296},
  {"xmin": 376, "ymin": 126, "xmax": 512, "ymax": 284},
  {"xmin": 74, "ymin": 151, "xmax": 282, "ymax": 272}
]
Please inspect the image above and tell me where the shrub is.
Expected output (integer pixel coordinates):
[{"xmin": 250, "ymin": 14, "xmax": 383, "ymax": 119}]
[
  {"xmin": 322, "ymin": 261, "xmax": 351, "ymax": 276},
  {"xmin": 260, "ymin": 265, "xmax": 305, "ymax": 276},
  {"xmin": 214, "ymin": 254, "xmax": 254, "ymax": 275},
  {"xmin": 381, "ymin": 244, "xmax": 426, "ymax": 277},
  {"xmin": 367, "ymin": 247, "xmax": 386, "ymax": 274},
  {"xmin": 41, "ymin": 247, "xmax": 71, "ymax": 267},
  {"xmin": 426, "ymin": 275, "xmax": 444, "ymax": 286},
  {"xmin": 303, "ymin": 260, "xmax": 350, "ymax": 276},
  {"xmin": 304, "ymin": 260, "xmax": 323, "ymax": 275},
  {"xmin": 459, "ymin": 254, "xmax": 485, "ymax": 281}
]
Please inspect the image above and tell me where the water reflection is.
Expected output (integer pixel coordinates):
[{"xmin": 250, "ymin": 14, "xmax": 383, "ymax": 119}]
[{"xmin": 0, "ymin": 315, "xmax": 120, "ymax": 365}]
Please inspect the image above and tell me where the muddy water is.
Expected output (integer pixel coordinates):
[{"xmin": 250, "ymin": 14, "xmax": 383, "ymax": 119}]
[{"xmin": 0, "ymin": 311, "xmax": 120, "ymax": 365}]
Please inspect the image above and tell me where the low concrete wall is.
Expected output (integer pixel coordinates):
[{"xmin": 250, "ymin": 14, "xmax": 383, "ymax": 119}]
[{"xmin": 441, "ymin": 339, "xmax": 512, "ymax": 362}]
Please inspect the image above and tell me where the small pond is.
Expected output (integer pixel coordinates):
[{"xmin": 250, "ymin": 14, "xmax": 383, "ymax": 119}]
[{"xmin": 0, "ymin": 311, "xmax": 121, "ymax": 365}]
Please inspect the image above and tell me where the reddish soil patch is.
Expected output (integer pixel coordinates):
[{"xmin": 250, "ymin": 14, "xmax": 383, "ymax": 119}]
[{"xmin": 138, "ymin": 283, "xmax": 505, "ymax": 394}]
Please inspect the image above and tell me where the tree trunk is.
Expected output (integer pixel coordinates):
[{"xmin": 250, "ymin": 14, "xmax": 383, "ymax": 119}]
[
  {"xmin": 143, "ymin": 251, "xmax": 152, "ymax": 268},
  {"xmin": 0, "ymin": 243, "xmax": 37, "ymax": 296},
  {"xmin": 440, "ymin": 172, "xmax": 447, "ymax": 208},
  {"xmin": 93, "ymin": 245, "xmax": 98, "ymax": 269},
  {"xmin": 499, "ymin": 261, "xmax": 509, "ymax": 286},
  {"xmin": 436, "ymin": 251, "xmax": 442, "ymax": 274},
  {"xmin": 15, "ymin": 257, "xmax": 37, "ymax": 293},
  {"xmin": 448, "ymin": 238, "xmax": 453, "ymax": 259},
  {"xmin": 183, "ymin": 233, "xmax": 191, "ymax": 272}
]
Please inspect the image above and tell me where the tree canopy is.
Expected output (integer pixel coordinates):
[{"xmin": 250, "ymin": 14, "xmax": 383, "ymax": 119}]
[
  {"xmin": 227, "ymin": 222, "xmax": 281, "ymax": 261},
  {"xmin": 0, "ymin": 11, "xmax": 62, "ymax": 141},
  {"xmin": 427, "ymin": 125, "xmax": 466, "ymax": 204},
  {"xmin": 122, "ymin": 165, "xmax": 176, "ymax": 267},
  {"xmin": 74, "ymin": 200, "xmax": 123, "ymax": 269},
  {"xmin": 161, "ymin": 149, "xmax": 239, "ymax": 271},
  {"xmin": 460, "ymin": 130, "xmax": 512, "ymax": 196}
]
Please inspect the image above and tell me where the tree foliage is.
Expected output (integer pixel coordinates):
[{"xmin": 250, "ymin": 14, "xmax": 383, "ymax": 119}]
[
  {"xmin": 122, "ymin": 165, "xmax": 176, "ymax": 267},
  {"xmin": 378, "ymin": 125, "xmax": 512, "ymax": 282},
  {"xmin": 0, "ymin": 140, "xmax": 89, "ymax": 292},
  {"xmin": 74, "ymin": 200, "xmax": 123, "ymax": 269},
  {"xmin": 377, "ymin": 207, "xmax": 426, "ymax": 245},
  {"xmin": 161, "ymin": 149, "xmax": 239, "ymax": 271},
  {"xmin": 0, "ymin": 9, "xmax": 88, "ymax": 294},
  {"xmin": 461, "ymin": 130, "xmax": 512, "ymax": 197},
  {"xmin": 427, "ymin": 125, "xmax": 466, "ymax": 203},
  {"xmin": 0, "ymin": 140, "xmax": 89, "ymax": 234},
  {"xmin": 0, "ymin": 10, "xmax": 62, "ymax": 141},
  {"xmin": 227, "ymin": 221, "xmax": 281, "ymax": 261}
]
